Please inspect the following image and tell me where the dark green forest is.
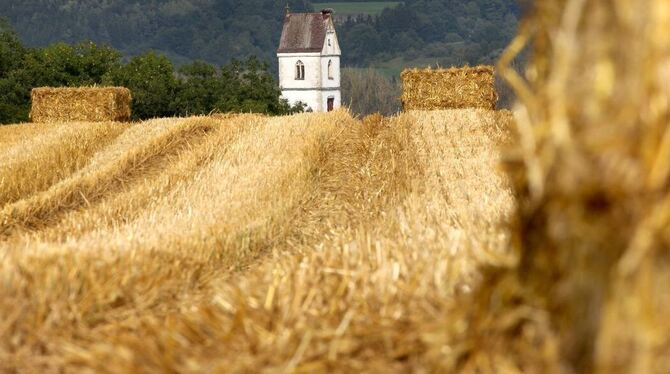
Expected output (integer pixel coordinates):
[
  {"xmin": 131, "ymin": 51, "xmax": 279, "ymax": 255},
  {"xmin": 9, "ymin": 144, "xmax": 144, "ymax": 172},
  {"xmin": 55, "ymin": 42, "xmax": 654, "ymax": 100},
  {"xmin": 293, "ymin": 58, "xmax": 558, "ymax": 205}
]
[
  {"xmin": 332, "ymin": 0, "xmax": 519, "ymax": 67},
  {"xmin": 0, "ymin": 0, "xmax": 520, "ymax": 124},
  {"xmin": 2, "ymin": 0, "xmax": 519, "ymax": 68}
]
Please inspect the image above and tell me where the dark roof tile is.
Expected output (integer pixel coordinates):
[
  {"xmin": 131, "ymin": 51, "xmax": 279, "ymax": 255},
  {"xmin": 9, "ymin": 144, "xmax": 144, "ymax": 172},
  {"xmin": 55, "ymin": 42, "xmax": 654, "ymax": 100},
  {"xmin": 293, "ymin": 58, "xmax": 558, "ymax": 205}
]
[{"xmin": 278, "ymin": 13, "xmax": 331, "ymax": 53}]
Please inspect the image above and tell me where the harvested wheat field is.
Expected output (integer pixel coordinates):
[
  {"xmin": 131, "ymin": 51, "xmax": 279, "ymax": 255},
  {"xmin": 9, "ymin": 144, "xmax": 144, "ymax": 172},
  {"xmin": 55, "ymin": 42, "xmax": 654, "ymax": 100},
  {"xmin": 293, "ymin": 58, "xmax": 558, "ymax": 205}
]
[
  {"xmin": 0, "ymin": 109, "xmax": 517, "ymax": 372},
  {"xmin": 3, "ymin": 0, "xmax": 670, "ymax": 372}
]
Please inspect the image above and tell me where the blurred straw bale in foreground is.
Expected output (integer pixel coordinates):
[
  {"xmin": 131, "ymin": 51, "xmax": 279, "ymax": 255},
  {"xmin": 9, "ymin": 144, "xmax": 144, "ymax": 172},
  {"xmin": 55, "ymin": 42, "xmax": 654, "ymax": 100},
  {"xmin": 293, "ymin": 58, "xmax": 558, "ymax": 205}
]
[{"xmin": 445, "ymin": 0, "xmax": 670, "ymax": 373}]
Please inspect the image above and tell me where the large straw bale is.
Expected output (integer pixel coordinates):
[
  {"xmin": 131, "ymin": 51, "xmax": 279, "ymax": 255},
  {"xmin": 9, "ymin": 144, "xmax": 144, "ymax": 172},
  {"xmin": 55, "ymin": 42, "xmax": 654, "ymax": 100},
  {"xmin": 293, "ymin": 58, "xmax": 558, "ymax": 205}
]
[
  {"xmin": 30, "ymin": 87, "xmax": 131, "ymax": 123},
  {"xmin": 401, "ymin": 66, "xmax": 497, "ymax": 111},
  {"xmin": 443, "ymin": 1, "xmax": 670, "ymax": 373}
]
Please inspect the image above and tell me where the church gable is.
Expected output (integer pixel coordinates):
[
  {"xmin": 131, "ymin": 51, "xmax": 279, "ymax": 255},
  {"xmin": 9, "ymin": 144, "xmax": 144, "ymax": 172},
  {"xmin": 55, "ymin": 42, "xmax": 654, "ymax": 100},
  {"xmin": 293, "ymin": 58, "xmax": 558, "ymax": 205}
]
[
  {"xmin": 277, "ymin": 11, "xmax": 334, "ymax": 54},
  {"xmin": 321, "ymin": 19, "xmax": 341, "ymax": 56}
]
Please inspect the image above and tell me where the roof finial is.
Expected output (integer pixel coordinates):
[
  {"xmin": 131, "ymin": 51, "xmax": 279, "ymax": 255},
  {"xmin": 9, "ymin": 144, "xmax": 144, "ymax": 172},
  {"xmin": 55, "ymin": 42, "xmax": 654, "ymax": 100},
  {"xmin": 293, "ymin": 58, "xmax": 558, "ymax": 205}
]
[{"xmin": 285, "ymin": 3, "xmax": 290, "ymax": 15}]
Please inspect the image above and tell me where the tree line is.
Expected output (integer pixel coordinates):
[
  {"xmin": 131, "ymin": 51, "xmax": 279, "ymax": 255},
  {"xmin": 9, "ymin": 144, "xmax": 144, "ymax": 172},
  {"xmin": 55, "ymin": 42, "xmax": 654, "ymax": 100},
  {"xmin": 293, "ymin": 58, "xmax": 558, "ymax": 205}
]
[
  {"xmin": 0, "ymin": 20, "xmax": 303, "ymax": 125},
  {"xmin": 1, "ymin": 0, "xmax": 518, "ymax": 72},
  {"xmin": 0, "ymin": 0, "xmax": 313, "ymax": 73},
  {"xmin": 336, "ymin": 0, "xmax": 519, "ymax": 67}
]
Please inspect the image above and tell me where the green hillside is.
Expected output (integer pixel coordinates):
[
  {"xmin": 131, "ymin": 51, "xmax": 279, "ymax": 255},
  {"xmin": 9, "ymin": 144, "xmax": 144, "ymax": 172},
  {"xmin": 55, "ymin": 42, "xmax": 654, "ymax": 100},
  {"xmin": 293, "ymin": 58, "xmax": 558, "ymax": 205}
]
[{"xmin": 316, "ymin": 2, "xmax": 401, "ymax": 16}]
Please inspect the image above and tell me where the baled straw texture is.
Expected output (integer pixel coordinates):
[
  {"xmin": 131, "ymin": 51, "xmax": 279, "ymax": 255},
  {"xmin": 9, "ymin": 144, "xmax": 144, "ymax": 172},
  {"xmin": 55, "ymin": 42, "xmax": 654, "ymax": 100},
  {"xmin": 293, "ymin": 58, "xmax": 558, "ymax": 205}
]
[
  {"xmin": 401, "ymin": 66, "xmax": 498, "ymax": 111},
  {"xmin": 437, "ymin": 0, "xmax": 670, "ymax": 373},
  {"xmin": 30, "ymin": 87, "xmax": 132, "ymax": 123}
]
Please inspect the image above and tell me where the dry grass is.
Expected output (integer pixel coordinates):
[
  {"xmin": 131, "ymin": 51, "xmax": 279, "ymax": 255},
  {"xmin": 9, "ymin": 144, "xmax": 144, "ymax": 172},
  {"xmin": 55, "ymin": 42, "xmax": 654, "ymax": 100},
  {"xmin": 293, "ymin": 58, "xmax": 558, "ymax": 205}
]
[
  {"xmin": 401, "ymin": 66, "xmax": 497, "ymax": 111},
  {"xmin": 0, "ymin": 118, "xmax": 214, "ymax": 235},
  {"xmin": 0, "ymin": 124, "xmax": 49, "ymax": 151},
  {"xmin": 0, "ymin": 122, "xmax": 128, "ymax": 208},
  {"xmin": 0, "ymin": 108, "xmax": 515, "ymax": 372},
  {"xmin": 30, "ymin": 87, "xmax": 132, "ymax": 123}
]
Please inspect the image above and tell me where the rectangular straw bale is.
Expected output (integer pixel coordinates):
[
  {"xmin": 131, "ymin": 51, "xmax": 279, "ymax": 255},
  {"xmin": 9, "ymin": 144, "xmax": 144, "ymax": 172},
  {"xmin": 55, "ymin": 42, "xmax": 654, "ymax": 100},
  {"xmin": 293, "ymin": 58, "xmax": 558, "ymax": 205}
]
[
  {"xmin": 30, "ymin": 87, "xmax": 132, "ymax": 123},
  {"xmin": 401, "ymin": 66, "xmax": 497, "ymax": 111}
]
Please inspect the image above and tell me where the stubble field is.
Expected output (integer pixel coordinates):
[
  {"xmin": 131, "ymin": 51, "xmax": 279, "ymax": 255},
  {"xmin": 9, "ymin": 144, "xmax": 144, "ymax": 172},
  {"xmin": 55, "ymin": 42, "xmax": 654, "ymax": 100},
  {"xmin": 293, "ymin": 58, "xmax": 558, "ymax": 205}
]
[
  {"xmin": 0, "ymin": 109, "xmax": 516, "ymax": 372},
  {"xmin": 3, "ymin": 0, "xmax": 670, "ymax": 371}
]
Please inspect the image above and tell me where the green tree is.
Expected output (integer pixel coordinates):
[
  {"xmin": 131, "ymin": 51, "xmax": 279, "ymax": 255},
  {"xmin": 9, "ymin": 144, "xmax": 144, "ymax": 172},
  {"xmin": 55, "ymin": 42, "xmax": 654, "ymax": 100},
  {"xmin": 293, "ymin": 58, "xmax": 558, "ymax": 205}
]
[
  {"xmin": 174, "ymin": 57, "xmax": 304, "ymax": 117},
  {"xmin": 0, "ymin": 74, "xmax": 31, "ymax": 124},
  {"xmin": 173, "ymin": 61, "xmax": 220, "ymax": 116},
  {"xmin": 216, "ymin": 57, "xmax": 304, "ymax": 115},
  {"xmin": 340, "ymin": 23, "xmax": 381, "ymax": 65},
  {"xmin": 0, "ymin": 19, "xmax": 29, "ymax": 123},
  {"xmin": 0, "ymin": 18, "xmax": 25, "ymax": 79},
  {"xmin": 104, "ymin": 51, "xmax": 178, "ymax": 120},
  {"xmin": 23, "ymin": 42, "xmax": 121, "ymax": 87}
]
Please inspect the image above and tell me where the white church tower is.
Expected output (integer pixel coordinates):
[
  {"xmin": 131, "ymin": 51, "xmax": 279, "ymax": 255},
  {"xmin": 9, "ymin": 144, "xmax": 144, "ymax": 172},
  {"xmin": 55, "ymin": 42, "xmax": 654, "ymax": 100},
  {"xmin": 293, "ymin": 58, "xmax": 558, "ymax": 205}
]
[{"xmin": 277, "ymin": 8, "xmax": 341, "ymax": 112}]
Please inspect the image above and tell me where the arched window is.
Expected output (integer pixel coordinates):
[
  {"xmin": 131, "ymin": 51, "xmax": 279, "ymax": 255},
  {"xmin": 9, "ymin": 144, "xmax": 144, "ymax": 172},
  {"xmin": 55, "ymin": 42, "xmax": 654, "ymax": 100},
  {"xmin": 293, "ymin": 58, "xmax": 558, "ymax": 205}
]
[
  {"xmin": 328, "ymin": 60, "xmax": 333, "ymax": 80},
  {"xmin": 295, "ymin": 61, "xmax": 305, "ymax": 80}
]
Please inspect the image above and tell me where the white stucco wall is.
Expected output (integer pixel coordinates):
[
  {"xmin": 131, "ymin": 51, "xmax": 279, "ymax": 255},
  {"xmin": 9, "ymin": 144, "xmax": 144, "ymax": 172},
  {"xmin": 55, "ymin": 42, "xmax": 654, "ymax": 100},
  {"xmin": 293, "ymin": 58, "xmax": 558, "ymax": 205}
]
[
  {"xmin": 281, "ymin": 90, "xmax": 321, "ymax": 112},
  {"xmin": 321, "ymin": 56, "xmax": 340, "ymax": 89},
  {"xmin": 278, "ymin": 54, "xmax": 321, "ymax": 90}
]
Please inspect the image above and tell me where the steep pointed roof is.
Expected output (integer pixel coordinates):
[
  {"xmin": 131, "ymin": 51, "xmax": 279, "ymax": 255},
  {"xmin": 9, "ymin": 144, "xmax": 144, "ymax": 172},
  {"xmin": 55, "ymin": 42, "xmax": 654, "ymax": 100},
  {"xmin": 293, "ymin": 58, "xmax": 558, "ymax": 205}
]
[{"xmin": 277, "ymin": 12, "xmax": 332, "ymax": 53}]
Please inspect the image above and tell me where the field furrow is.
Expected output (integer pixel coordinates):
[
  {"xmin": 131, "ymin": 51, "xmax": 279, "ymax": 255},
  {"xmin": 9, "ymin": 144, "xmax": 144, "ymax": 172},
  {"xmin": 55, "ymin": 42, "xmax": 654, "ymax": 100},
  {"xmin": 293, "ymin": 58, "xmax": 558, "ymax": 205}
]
[
  {"xmin": 0, "ymin": 110, "xmax": 515, "ymax": 372},
  {"xmin": 0, "ymin": 118, "xmax": 214, "ymax": 236},
  {"xmin": 0, "ymin": 122, "xmax": 129, "ymax": 208}
]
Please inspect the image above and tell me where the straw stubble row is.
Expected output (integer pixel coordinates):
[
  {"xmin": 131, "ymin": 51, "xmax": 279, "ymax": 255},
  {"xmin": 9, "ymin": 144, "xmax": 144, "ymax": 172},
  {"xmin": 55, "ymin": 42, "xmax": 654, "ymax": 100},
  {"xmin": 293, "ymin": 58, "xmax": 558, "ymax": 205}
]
[{"xmin": 0, "ymin": 109, "xmax": 515, "ymax": 372}]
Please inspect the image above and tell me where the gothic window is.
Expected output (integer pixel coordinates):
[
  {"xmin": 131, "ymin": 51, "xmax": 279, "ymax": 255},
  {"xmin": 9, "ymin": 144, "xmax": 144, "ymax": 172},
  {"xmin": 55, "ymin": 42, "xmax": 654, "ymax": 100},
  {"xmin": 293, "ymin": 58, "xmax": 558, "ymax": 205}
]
[
  {"xmin": 328, "ymin": 38, "xmax": 332, "ymax": 47},
  {"xmin": 328, "ymin": 60, "xmax": 333, "ymax": 80},
  {"xmin": 296, "ymin": 61, "xmax": 305, "ymax": 80}
]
